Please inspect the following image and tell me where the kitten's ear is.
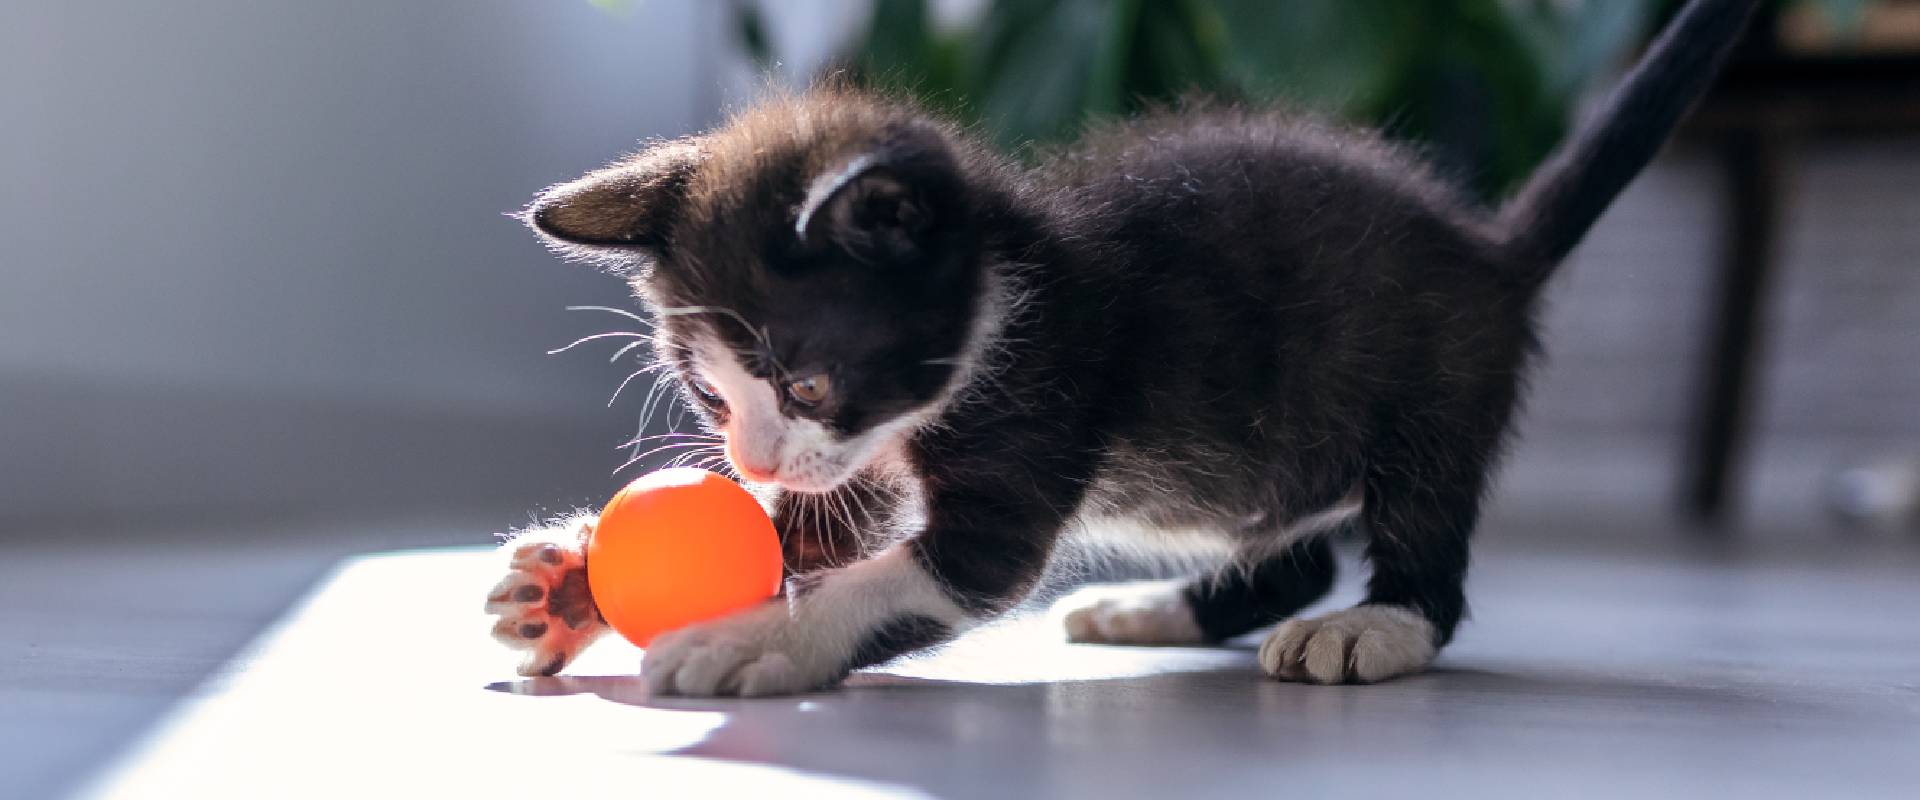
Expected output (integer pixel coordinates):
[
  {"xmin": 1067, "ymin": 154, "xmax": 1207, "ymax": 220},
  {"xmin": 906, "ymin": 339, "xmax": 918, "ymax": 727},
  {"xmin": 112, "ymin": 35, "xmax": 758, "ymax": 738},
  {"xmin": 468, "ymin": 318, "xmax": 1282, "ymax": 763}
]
[
  {"xmin": 796, "ymin": 129, "xmax": 962, "ymax": 263},
  {"xmin": 523, "ymin": 139, "xmax": 704, "ymax": 255}
]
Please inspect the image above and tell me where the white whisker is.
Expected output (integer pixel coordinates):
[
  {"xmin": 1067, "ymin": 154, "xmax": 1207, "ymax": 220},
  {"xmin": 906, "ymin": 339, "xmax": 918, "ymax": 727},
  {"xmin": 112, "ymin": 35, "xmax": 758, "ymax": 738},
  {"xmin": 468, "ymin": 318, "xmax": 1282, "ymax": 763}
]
[
  {"xmin": 565, "ymin": 305, "xmax": 654, "ymax": 326},
  {"xmin": 548, "ymin": 331, "xmax": 652, "ymax": 356},
  {"xmin": 810, "ymin": 493, "xmax": 831, "ymax": 567},
  {"xmin": 668, "ymin": 395, "xmax": 687, "ymax": 430},
  {"xmin": 665, "ymin": 445, "xmax": 721, "ymax": 470},
  {"xmin": 831, "ymin": 490, "xmax": 859, "ymax": 565},
  {"xmin": 845, "ymin": 483, "xmax": 877, "ymax": 556},
  {"xmin": 607, "ymin": 368, "xmax": 651, "ymax": 407},
  {"xmin": 638, "ymin": 376, "xmax": 681, "ymax": 434},
  {"xmin": 612, "ymin": 441, "xmax": 718, "ymax": 476},
  {"xmin": 614, "ymin": 431, "xmax": 719, "ymax": 449},
  {"xmin": 607, "ymin": 339, "xmax": 651, "ymax": 363}
]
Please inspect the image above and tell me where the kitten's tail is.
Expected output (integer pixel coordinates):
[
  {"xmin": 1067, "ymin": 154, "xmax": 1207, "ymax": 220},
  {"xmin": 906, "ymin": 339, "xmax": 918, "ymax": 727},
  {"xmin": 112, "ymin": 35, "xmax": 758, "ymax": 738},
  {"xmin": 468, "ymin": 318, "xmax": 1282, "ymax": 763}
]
[{"xmin": 1496, "ymin": 0, "xmax": 1758, "ymax": 287}]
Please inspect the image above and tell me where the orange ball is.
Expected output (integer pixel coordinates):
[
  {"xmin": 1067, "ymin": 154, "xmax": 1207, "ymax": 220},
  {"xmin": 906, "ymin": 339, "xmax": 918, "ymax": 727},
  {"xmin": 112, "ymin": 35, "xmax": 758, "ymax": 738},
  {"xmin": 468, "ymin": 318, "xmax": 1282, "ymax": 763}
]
[{"xmin": 587, "ymin": 468, "xmax": 783, "ymax": 647}]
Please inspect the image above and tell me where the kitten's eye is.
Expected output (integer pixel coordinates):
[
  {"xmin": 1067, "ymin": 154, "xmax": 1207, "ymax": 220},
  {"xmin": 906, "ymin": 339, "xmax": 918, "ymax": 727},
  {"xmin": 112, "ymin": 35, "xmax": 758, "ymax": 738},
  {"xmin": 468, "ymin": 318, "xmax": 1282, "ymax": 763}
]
[
  {"xmin": 689, "ymin": 376, "xmax": 721, "ymax": 400},
  {"xmin": 785, "ymin": 375, "xmax": 831, "ymax": 405}
]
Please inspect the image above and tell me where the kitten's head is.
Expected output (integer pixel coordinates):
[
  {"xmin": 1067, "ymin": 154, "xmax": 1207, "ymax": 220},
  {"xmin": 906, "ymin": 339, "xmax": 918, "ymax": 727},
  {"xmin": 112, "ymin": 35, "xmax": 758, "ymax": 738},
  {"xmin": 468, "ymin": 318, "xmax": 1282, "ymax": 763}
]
[{"xmin": 524, "ymin": 92, "xmax": 1001, "ymax": 493}]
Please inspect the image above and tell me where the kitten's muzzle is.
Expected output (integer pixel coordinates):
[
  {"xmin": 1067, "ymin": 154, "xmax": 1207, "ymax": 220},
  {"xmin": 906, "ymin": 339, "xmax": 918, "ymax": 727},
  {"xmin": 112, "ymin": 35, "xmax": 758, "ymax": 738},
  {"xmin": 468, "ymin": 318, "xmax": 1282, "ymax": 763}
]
[{"xmin": 724, "ymin": 440, "xmax": 780, "ymax": 483}]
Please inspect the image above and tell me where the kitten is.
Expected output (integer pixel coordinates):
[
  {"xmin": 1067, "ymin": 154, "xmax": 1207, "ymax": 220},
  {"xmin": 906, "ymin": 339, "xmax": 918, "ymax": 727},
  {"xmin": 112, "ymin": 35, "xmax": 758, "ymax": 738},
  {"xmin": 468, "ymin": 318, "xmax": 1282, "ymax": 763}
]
[{"xmin": 485, "ymin": 0, "xmax": 1757, "ymax": 694}]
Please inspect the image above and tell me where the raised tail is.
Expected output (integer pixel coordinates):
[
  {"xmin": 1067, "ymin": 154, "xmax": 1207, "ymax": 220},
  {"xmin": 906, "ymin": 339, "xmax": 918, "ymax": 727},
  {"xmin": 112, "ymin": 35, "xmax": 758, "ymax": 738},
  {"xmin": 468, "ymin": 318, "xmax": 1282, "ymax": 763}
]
[{"xmin": 1497, "ymin": 0, "xmax": 1759, "ymax": 285}]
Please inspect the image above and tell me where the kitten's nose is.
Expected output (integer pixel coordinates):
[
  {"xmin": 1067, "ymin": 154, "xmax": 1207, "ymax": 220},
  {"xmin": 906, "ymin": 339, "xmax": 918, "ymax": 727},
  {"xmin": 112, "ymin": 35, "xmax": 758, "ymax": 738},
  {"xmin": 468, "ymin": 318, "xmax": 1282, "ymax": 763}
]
[{"xmin": 725, "ymin": 441, "xmax": 779, "ymax": 483}]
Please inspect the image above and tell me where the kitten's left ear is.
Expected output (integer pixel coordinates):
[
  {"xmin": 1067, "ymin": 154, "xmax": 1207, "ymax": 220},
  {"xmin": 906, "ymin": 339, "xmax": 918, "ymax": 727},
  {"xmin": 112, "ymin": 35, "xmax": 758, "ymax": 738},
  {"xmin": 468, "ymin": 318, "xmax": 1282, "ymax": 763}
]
[
  {"xmin": 796, "ymin": 128, "xmax": 963, "ymax": 263},
  {"xmin": 522, "ymin": 139, "xmax": 705, "ymax": 259}
]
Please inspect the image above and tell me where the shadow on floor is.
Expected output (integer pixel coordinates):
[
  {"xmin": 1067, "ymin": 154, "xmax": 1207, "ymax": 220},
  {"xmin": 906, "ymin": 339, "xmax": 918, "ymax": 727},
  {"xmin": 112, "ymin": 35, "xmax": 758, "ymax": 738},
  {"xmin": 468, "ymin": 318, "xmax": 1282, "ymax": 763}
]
[{"xmin": 481, "ymin": 653, "xmax": 1841, "ymax": 795}]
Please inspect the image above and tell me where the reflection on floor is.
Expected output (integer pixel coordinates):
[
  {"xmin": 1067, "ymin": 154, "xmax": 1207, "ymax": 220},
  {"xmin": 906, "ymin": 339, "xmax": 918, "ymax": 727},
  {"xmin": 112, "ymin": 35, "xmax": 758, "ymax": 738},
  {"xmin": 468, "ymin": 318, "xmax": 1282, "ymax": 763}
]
[{"xmin": 8, "ymin": 517, "xmax": 1920, "ymax": 799}]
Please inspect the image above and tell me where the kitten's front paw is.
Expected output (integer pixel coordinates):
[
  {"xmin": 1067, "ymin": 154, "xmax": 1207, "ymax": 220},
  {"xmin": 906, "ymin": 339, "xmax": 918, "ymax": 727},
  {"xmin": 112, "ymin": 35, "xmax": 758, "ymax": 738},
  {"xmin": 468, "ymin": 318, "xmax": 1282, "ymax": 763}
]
[
  {"xmin": 641, "ymin": 603, "xmax": 836, "ymax": 697},
  {"xmin": 1257, "ymin": 604, "xmax": 1436, "ymax": 684},
  {"xmin": 1056, "ymin": 581, "xmax": 1205, "ymax": 645},
  {"xmin": 484, "ymin": 519, "xmax": 606, "ymax": 676}
]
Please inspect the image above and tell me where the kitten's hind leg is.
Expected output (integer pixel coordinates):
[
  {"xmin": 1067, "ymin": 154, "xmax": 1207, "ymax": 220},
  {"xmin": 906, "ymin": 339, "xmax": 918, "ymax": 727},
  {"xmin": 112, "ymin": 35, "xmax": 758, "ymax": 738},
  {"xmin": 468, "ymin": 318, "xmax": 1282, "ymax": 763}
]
[
  {"xmin": 1260, "ymin": 429, "xmax": 1487, "ymax": 684},
  {"xmin": 1057, "ymin": 536, "xmax": 1337, "ymax": 645},
  {"xmin": 1057, "ymin": 579, "xmax": 1206, "ymax": 645},
  {"xmin": 1186, "ymin": 535, "xmax": 1338, "ymax": 641}
]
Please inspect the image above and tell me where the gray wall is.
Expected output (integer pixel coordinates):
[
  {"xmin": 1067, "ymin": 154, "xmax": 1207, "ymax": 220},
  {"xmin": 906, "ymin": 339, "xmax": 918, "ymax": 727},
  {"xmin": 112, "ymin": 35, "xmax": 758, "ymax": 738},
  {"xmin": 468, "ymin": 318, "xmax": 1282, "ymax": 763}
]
[{"xmin": 1, "ymin": 1, "xmax": 720, "ymax": 525}]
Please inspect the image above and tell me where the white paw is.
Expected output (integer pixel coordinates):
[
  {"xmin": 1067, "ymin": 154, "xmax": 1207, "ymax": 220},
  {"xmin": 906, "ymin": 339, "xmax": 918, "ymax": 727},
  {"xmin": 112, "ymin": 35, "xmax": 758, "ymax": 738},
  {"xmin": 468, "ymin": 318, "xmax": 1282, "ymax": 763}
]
[
  {"xmin": 1056, "ymin": 580, "xmax": 1205, "ymax": 645},
  {"xmin": 484, "ymin": 518, "xmax": 606, "ymax": 676},
  {"xmin": 641, "ymin": 603, "xmax": 836, "ymax": 697},
  {"xmin": 642, "ymin": 545, "xmax": 971, "ymax": 697},
  {"xmin": 1258, "ymin": 605, "xmax": 1436, "ymax": 684}
]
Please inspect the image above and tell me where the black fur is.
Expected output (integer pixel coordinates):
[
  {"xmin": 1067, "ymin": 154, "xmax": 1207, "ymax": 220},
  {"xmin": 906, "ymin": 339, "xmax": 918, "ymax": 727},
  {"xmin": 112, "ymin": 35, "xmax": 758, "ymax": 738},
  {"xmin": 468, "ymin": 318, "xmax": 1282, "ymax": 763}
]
[
  {"xmin": 524, "ymin": 0, "xmax": 1757, "ymax": 679},
  {"xmin": 1185, "ymin": 537, "xmax": 1339, "ymax": 643},
  {"xmin": 1501, "ymin": 0, "xmax": 1759, "ymax": 272},
  {"xmin": 840, "ymin": 615, "xmax": 952, "ymax": 675}
]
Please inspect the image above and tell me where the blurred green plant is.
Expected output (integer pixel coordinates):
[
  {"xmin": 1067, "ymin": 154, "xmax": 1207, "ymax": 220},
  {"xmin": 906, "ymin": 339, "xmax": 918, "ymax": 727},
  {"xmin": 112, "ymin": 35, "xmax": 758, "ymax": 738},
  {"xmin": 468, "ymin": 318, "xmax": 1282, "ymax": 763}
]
[{"xmin": 725, "ymin": 0, "xmax": 1863, "ymax": 201}]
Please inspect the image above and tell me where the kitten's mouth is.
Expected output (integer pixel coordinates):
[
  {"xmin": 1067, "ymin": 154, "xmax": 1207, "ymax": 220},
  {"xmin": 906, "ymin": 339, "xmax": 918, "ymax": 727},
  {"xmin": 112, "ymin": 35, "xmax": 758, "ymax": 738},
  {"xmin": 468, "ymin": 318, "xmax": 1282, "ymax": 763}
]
[
  {"xmin": 725, "ymin": 441, "xmax": 849, "ymax": 494},
  {"xmin": 733, "ymin": 462, "xmax": 848, "ymax": 495},
  {"xmin": 769, "ymin": 474, "xmax": 844, "ymax": 495}
]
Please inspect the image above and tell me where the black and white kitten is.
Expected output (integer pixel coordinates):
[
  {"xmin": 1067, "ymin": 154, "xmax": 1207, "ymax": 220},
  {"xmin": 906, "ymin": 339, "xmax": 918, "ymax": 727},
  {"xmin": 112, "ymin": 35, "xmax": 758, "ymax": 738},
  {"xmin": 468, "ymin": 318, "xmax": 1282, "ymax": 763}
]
[{"xmin": 485, "ymin": 0, "xmax": 1757, "ymax": 694}]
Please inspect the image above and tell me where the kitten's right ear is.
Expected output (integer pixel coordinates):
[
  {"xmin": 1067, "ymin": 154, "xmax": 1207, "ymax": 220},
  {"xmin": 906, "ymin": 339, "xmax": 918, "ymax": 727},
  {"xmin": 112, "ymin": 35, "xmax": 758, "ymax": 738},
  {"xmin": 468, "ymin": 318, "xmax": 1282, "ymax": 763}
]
[{"xmin": 522, "ymin": 139, "xmax": 704, "ymax": 256}]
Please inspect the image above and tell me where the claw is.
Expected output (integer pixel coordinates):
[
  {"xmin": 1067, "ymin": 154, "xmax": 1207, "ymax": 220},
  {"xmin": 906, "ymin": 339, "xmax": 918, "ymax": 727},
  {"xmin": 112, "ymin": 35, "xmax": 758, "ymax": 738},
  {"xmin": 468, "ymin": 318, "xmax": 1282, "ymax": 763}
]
[{"xmin": 491, "ymin": 617, "xmax": 524, "ymax": 645}]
